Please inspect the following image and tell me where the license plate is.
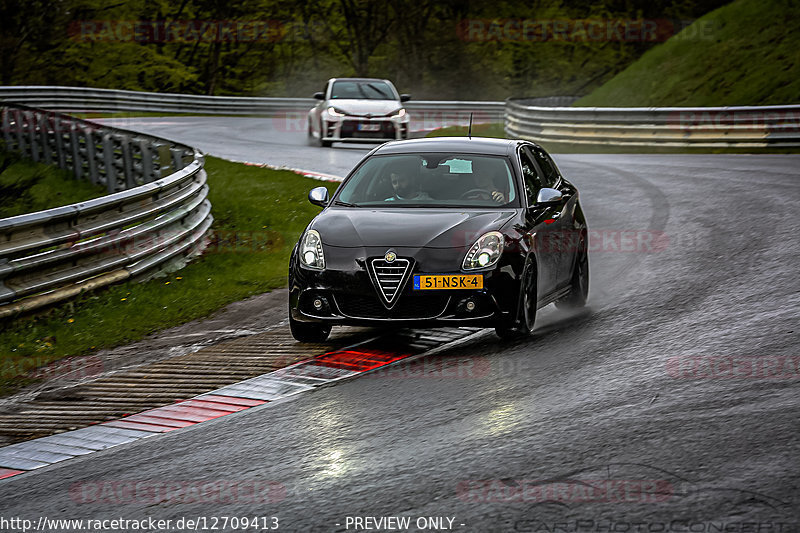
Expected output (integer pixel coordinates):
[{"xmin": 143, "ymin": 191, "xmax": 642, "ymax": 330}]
[
  {"xmin": 413, "ymin": 274, "xmax": 483, "ymax": 290},
  {"xmin": 358, "ymin": 123, "xmax": 381, "ymax": 131}
]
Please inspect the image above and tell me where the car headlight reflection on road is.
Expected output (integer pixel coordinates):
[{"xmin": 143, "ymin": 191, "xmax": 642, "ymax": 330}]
[
  {"xmin": 463, "ymin": 231, "xmax": 504, "ymax": 270},
  {"xmin": 327, "ymin": 107, "xmax": 345, "ymax": 117},
  {"xmin": 300, "ymin": 229, "xmax": 325, "ymax": 269}
]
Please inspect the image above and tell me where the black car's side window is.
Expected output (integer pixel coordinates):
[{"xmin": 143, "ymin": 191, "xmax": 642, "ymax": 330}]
[
  {"xmin": 519, "ymin": 148, "xmax": 544, "ymax": 205},
  {"xmin": 531, "ymin": 148, "xmax": 560, "ymax": 188}
]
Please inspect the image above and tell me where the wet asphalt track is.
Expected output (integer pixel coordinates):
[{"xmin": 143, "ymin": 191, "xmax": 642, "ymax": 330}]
[{"xmin": 1, "ymin": 117, "xmax": 798, "ymax": 531}]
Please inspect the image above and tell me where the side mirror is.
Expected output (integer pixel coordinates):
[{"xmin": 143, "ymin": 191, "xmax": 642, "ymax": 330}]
[
  {"xmin": 535, "ymin": 188, "xmax": 563, "ymax": 205},
  {"xmin": 313, "ymin": 92, "xmax": 325, "ymax": 100},
  {"xmin": 400, "ymin": 94, "xmax": 411, "ymax": 102},
  {"xmin": 308, "ymin": 186, "xmax": 329, "ymax": 207}
]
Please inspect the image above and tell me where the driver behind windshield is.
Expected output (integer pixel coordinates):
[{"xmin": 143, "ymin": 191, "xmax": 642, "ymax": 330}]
[
  {"xmin": 384, "ymin": 164, "xmax": 431, "ymax": 202},
  {"xmin": 471, "ymin": 158, "xmax": 508, "ymax": 204}
]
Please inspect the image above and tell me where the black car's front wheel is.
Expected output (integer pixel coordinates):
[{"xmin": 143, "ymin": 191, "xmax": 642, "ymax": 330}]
[
  {"xmin": 289, "ymin": 311, "xmax": 331, "ymax": 342},
  {"xmin": 496, "ymin": 259, "xmax": 537, "ymax": 339},
  {"xmin": 555, "ymin": 237, "xmax": 589, "ymax": 310}
]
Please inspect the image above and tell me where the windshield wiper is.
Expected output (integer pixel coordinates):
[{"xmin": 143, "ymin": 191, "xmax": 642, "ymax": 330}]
[
  {"xmin": 364, "ymin": 83, "xmax": 391, "ymax": 99},
  {"xmin": 333, "ymin": 200, "xmax": 360, "ymax": 208}
]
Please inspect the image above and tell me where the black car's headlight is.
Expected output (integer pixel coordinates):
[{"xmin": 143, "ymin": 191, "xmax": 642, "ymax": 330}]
[
  {"xmin": 299, "ymin": 229, "xmax": 325, "ymax": 269},
  {"xmin": 463, "ymin": 231, "xmax": 504, "ymax": 270}
]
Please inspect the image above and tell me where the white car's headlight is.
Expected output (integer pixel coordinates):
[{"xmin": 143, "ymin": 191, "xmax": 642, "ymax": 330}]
[
  {"xmin": 391, "ymin": 108, "xmax": 406, "ymax": 118},
  {"xmin": 327, "ymin": 107, "xmax": 345, "ymax": 117},
  {"xmin": 299, "ymin": 229, "xmax": 325, "ymax": 269},
  {"xmin": 463, "ymin": 231, "xmax": 504, "ymax": 270}
]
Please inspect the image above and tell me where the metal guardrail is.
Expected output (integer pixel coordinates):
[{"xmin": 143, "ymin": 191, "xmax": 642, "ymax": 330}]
[
  {"xmin": 0, "ymin": 104, "xmax": 213, "ymax": 318},
  {"xmin": 0, "ymin": 86, "xmax": 506, "ymax": 120},
  {"xmin": 6, "ymin": 86, "xmax": 794, "ymax": 149},
  {"xmin": 505, "ymin": 98, "xmax": 800, "ymax": 148}
]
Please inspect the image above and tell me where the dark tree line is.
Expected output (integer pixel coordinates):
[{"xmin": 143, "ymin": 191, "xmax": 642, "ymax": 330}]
[{"xmin": 0, "ymin": 0, "xmax": 731, "ymax": 99}]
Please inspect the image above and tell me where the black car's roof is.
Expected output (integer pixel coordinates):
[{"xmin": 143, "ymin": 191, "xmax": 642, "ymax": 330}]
[{"xmin": 373, "ymin": 137, "xmax": 522, "ymax": 156}]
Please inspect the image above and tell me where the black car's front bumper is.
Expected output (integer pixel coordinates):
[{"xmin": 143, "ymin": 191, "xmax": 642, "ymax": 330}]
[{"xmin": 289, "ymin": 246, "xmax": 523, "ymax": 328}]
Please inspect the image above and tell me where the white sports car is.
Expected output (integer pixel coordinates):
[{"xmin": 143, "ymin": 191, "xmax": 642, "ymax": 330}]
[{"xmin": 307, "ymin": 78, "xmax": 411, "ymax": 147}]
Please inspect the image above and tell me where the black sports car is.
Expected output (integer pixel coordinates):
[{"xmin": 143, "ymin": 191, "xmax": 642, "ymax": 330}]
[{"xmin": 288, "ymin": 137, "xmax": 588, "ymax": 341}]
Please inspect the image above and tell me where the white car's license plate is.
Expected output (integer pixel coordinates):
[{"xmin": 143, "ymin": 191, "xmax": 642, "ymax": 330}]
[{"xmin": 358, "ymin": 123, "xmax": 381, "ymax": 131}]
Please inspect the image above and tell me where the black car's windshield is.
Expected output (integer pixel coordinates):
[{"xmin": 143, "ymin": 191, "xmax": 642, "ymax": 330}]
[
  {"xmin": 336, "ymin": 154, "xmax": 520, "ymax": 208},
  {"xmin": 331, "ymin": 81, "xmax": 396, "ymax": 100}
]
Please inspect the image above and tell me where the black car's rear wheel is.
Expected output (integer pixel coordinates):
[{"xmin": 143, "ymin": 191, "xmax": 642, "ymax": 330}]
[
  {"xmin": 496, "ymin": 259, "xmax": 537, "ymax": 339},
  {"xmin": 555, "ymin": 237, "xmax": 588, "ymax": 309},
  {"xmin": 289, "ymin": 311, "xmax": 331, "ymax": 342}
]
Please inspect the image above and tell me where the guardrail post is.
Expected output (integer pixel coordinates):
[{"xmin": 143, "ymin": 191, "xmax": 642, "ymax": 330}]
[
  {"xmin": 1, "ymin": 108, "xmax": 12, "ymax": 150},
  {"xmin": 83, "ymin": 127, "xmax": 100, "ymax": 186},
  {"xmin": 68, "ymin": 122, "xmax": 83, "ymax": 179},
  {"xmin": 171, "ymin": 147, "xmax": 185, "ymax": 171},
  {"xmin": 157, "ymin": 143, "xmax": 173, "ymax": 177},
  {"xmin": 120, "ymin": 135, "xmax": 136, "ymax": 189},
  {"xmin": 139, "ymin": 139, "xmax": 154, "ymax": 184},
  {"xmin": 15, "ymin": 109, "xmax": 27, "ymax": 157},
  {"xmin": 25, "ymin": 110, "xmax": 39, "ymax": 162},
  {"xmin": 39, "ymin": 113, "xmax": 53, "ymax": 166},
  {"xmin": 53, "ymin": 116, "xmax": 67, "ymax": 169},
  {"xmin": 101, "ymin": 133, "xmax": 118, "ymax": 193}
]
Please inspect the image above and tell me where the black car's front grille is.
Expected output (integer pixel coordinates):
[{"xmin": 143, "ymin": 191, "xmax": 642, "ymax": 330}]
[
  {"xmin": 369, "ymin": 258, "xmax": 411, "ymax": 305},
  {"xmin": 334, "ymin": 293, "xmax": 450, "ymax": 319}
]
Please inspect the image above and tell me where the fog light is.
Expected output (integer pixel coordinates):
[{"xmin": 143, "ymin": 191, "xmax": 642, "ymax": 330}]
[
  {"xmin": 465, "ymin": 300, "xmax": 476, "ymax": 312},
  {"xmin": 313, "ymin": 298, "xmax": 324, "ymax": 310}
]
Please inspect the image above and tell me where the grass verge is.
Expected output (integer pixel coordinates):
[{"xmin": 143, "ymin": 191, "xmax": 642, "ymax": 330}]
[
  {"xmin": 0, "ymin": 150, "xmax": 107, "ymax": 218},
  {"xmin": 0, "ymin": 156, "xmax": 335, "ymax": 396},
  {"xmin": 574, "ymin": 0, "xmax": 800, "ymax": 107}
]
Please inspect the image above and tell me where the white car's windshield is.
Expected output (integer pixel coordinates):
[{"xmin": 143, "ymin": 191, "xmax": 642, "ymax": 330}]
[
  {"xmin": 335, "ymin": 154, "xmax": 520, "ymax": 208},
  {"xmin": 331, "ymin": 81, "xmax": 396, "ymax": 100}
]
